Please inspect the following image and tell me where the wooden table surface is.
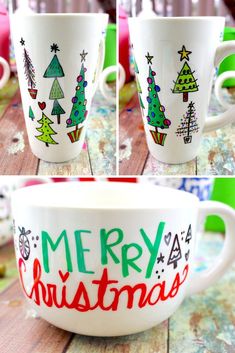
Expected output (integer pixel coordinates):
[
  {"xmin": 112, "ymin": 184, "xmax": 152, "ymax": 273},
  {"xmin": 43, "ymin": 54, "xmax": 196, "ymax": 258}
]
[
  {"xmin": 119, "ymin": 82, "xmax": 235, "ymax": 176},
  {"xmin": 0, "ymin": 232, "xmax": 235, "ymax": 353},
  {"xmin": 0, "ymin": 77, "xmax": 116, "ymax": 176}
]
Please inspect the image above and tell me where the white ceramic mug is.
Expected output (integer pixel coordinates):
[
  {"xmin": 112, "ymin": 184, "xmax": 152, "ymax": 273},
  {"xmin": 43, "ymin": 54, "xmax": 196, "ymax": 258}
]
[
  {"xmin": 11, "ymin": 182, "xmax": 235, "ymax": 336},
  {"xmin": 128, "ymin": 17, "xmax": 235, "ymax": 164},
  {"xmin": 11, "ymin": 13, "xmax": 108, "ymax": 162},
  {"xmin": 0, "ymin": 56, "xmax": 10, "ymax": 90}
]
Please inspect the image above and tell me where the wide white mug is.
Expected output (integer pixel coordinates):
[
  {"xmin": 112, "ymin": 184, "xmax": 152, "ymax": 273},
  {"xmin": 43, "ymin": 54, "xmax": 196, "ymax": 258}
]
[
  {"xmin": 11, "ymin": 13, "xmax": 108, "ymax": 162},
  {"xmin": 129, "ymin": 17, "xmax": 235, "ymax": 164},
  {"xmin": 12, "ymin": 182, "xmax": 235, "ymax": 336}
]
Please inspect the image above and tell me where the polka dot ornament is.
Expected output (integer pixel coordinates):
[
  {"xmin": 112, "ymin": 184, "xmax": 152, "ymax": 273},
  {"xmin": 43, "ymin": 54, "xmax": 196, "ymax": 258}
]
[
  {"xmin": 159, "ymin": 105, "xmax": 165, "ymax": 112},
  {"xmin": 67, "ymin": 118, "xmax": 72, "ymax": 125},
  {"xmin": 164, "ymin": 119, "xmax": 171, "ymax": 126},
  {"xmin": 154, "ymin": 85, "xmax": 160, "ymax": 92},
  {"xmin": 147, "ymin": 77, "xmax": 153, "ymax": 84},
  {"xmin": 151, "ymin": 71, "xmax": 156, "ymax": 76},
  {"xmin": 72, "ymin": 96, "xmax": 78, "ymax": 104}
]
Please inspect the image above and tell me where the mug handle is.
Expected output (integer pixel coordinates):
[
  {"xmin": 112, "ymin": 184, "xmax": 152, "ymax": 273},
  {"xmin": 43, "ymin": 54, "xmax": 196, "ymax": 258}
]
[
  {"xmin": 187, "ymin": 201, "xmax": 235, "ymax": 296},
  {"xmin": 0, "ymin": 57, "xmax": 10, "ymax": 90},
  {"xmin": 214, "ymin": 71, "xmax": 235, "ymax": 109},
  {"xmin": 99, "ymin": 63, "xmax": 126, "ymax": 105},
  {"xmin": 204, "ymin": 41, "xmax": 235, "ymax": 132}
]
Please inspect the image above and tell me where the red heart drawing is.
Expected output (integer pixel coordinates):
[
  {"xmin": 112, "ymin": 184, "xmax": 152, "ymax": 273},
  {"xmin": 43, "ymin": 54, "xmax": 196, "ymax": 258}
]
[
  {"xmin": 59, "ymin": 270, "xmax": 70, "ymax": 283},
  {"xmin": 38, "ymin": 102, "xmax": 46, "ymax": 111}
]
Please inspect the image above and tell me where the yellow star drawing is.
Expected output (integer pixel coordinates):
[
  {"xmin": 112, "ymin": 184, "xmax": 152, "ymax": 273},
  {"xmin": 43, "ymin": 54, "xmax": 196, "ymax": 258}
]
[{"xmin": 178, "ymin": 45, "xmax": 192, "ymax": 61}]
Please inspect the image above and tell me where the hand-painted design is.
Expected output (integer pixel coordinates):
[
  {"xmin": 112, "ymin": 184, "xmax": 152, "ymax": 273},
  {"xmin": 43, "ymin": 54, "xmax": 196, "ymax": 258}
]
[
  {"xmin": 38, "ymin": 101, "xmax": 46, "ymax": 111},
  {"xmin": 59, "ymin": 270, "xmax": 70, "ymax": 283},
  {"xmin": 145, "ymin": 52, "xmax": 153, "ymax": 65},
  {"xmin": 134, "ymin": 57, "xmax": 145, "ymax": 112},
  {"xmin": 176, "ymin": 102, "xmax": 199, "ymax": 144},
  {"xmin": 155, "ymin": 268, "xmax": 164, "ymax": 280},
  {"xmin": 18, "ymin": 226, "xmax": 31, "ymax": 261},
  {"xmin": 185, "ymin": 249, "xmax": 190, "ymax": 261},
  {"xmin": 66, "ymin": 51, "xmax": 88, "ymax": 143},
  {"xmin": 44, "ymin": 44, "xmax": 65, "ymax": 124},
  {"xmin": 20, "ymin": 38, "xmax": 38, "ymax": 99},
  {"xmin": 36, "ymin": 112, "xmax": 58, "ymax": 147},
  {"xmin": 146, "ymin": 54, "xmax": 171, "ymax": 146},
  {"xmin": 172, "ymin": 45, "xmax": 199, "ymax": 102},
  {"xmin": 167, "ymin": 234, "xmax": 182, "ymax": 269},
  {"xmin": 32, "ymin": 235, "xmax": 39, "ymax": 248},
  {"xmin": 80, "ymin": 49, "xmax": 88, "ymax": 62},
  {"xmin": 185, "ymin": 224, "xmax": 192, "ymax": 244},
  {"xmin": 157, "ymin": 253, "xmax": 165, "ymax": 264},
  {"xmin": 164, "ymin": 232, "xmax": 172, "ymax": 246},
  {"xmin": 29, "ymin": 106, "xmax": 35, "ymax": 121}
]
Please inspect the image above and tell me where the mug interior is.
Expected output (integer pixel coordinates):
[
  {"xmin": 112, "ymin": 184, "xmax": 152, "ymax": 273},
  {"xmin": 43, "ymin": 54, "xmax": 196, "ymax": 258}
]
[{"xmin": 12, "ymin": 182, "xmax": 199, "ymax": 209}]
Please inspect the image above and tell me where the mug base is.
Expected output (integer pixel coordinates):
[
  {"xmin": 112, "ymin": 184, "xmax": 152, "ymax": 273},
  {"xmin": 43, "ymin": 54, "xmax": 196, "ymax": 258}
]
[
  {"xmin": 149, "ymin": 150, "xmax": 197, "ymax": 165},
  {"xmin": 30, "ymin": 146, "xmax": 83, "ymax": 163}
]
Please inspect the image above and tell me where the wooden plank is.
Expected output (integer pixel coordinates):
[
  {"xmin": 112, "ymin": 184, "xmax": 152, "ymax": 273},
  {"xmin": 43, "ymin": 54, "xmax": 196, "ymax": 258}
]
[
  {"xmin": 119, "ymin": 92, "xmax": 149, "ymax": 175},
  {"xmin": 66, "ymin": 321, "xmax": 168, "ymax": 353},
  {"xmin": 0, "ymin": 280, "xmax": 72, "ymax": 353},
  {"xmin": 143, "ymin": 155, "xmax": 196, "ymax": 176},
  {"xmin": 37, "ymin": 141, "xmax": 92, "ymax": 175},
  {"xmin": 169, "ymin": 233, "xmax": 235, "ymax": 352},
  {"xmin": 0, "ymin": 242, "xmax": 18, "ymax": 293},
  {"xmin": 0, "ymin": 90, "xmax": 39, "ymax": 175}
]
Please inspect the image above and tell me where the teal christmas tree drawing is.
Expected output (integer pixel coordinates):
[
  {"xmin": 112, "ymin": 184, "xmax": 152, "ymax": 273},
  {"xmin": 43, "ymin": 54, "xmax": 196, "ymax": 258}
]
[
  {"xmin": 66, "ymin": 50, "xmax": 88, "ymax": 143},
  {"xmin": 29, "ymin": 106, "xmax": 35, "ymax": 121},
  {"xmin": 145, "ymin": 53, "xmax": 171, "ymax": 146},
  {"xmin": 172, "ymin": 45, "xmax": 199, "ymax": 102},
  {"xmin": 44, "ymin": 43, "xmax": 65, "ymax": 124},
  {"xmin": 134, "ymin": 57, "xmax": 145, "ymax": 111}
]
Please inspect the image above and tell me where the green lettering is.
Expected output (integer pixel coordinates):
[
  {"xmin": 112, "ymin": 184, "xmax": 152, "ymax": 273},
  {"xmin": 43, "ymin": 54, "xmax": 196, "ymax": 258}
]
[
  {"xmin": 100, "ymin": 228, "xmax": 123, "ymax": 265},
  {"xmin": 74, "ymin": 230, "xmax": 94, "ymax": 274},
  {"xmin": 140, "ymin": 222, "xmax": 165, "ymax": 278},
  {"xmin": 122, "ymin": 243, "xmax": 143, "ymax": 277},
  {"xmin": 42, "ymin": 230, "xmax": 72, "ymax": 273}
]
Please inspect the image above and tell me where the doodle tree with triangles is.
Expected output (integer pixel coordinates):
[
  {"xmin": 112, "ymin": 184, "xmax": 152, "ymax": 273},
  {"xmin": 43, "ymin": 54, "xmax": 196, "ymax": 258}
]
[
  {"xmin": 44, "ymin": 43, "xmax": 65, "ymax": 124},
  {"xmin": 176, "ymin": 101, "xmax": 199, "ymax": 144},
  {"xmin": 145, "ymin": 52, "xmax": 171, "ymax": 146},
  {"xmin": 36, "ymin": 110, "xmax": 58, "ymax": 147},
  {"xmin": 66, "ymin": 49, "xmax": 88, "ymax": 143},
  {"xmin": 167, "ymin": 234, "xmax": 182, "ymax": 269},
  {"xmin": 172, "ymin": 45, "xmax": 199, "ymax": 102},
  {"xmin": 134, "ymin": 58, "xmax": 145, "ymax": 112}
]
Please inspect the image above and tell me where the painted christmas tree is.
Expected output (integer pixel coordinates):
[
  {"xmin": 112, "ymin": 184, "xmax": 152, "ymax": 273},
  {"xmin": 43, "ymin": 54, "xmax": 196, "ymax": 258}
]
[
  {"xmin": 44, "ymin": 44, "xmax": 65, "ymax": 124},
  {"xmin": 176, "ymin": 101, "xmax": 199, "ymax": 144},
  {"xmin": 29, "ymin": 106, "xmax": 35, "ymax": 121},
  {"xmin": 167, "ymin": 234, "xmax": 182, "ymax": 269},
  {"xmin": 134, "ymin": 58, "xmax": 145, "ymax": 111},
  {"xmin": 185, "ymin": 224, "xmax": 192, "ymax": 244},
  {"xmin": 172, "ymin": 45, "xmax": 198, "ymax": 102},
  {"xmin": 66, "ymin": 50, "xmax": 88, "ymax": 143},
  {"xmin": 36, "ymin": 112, "xmax": 58, "ymax": 147},
  {"xmin": 145, "ymin": 53, "xmax": 171, "ymax": 146},
  {"xmin": 20, "ymin": 37, "xmax": 38, "ymax": 99}
]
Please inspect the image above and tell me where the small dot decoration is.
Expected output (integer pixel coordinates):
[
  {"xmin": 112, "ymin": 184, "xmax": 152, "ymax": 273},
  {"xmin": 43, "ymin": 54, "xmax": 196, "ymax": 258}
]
[{"xmin": 77, "ymin": 75, "xmax": 83, "ymax": 83}]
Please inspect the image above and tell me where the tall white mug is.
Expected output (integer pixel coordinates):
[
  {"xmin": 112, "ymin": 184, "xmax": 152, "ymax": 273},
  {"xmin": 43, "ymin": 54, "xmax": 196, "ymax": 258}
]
[
  {"xmin": 11, "ymin": 14, "xmax": 108, "ymax": 162},
  {"xmin": 129, "ymin": 17, "xmax": 235, "ymax": 164}
]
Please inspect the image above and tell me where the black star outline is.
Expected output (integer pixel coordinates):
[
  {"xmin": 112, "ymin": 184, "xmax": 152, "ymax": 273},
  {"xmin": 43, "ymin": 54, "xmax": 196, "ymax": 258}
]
[
  {"xmin": 80, "ymin": 49, "xmax": 88, "ymax": 62},
  {"xmin": 20, "ymin": 38, "xmax": 25, "ymax": 46},
  {"xmin": 178, "ymin": 45, "xmax": 192, "ymax": 61},
  {"xmin": 157, "ymin": 253, "xmax": 165, "ymax": 264},
  {"xmin": 145, "ymin": 52, "xmax": 154, "ymax": 65}
]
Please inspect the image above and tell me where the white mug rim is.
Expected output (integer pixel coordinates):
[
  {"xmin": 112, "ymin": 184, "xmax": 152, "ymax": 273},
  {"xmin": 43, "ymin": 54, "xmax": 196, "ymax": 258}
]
[
  {"xmin": 13, "ymin": 13, "xmax": 109, "ymax": 19},
  {"xmin": 12, "ymin": 181, "xmax": 199, "ymax": 210},
  {"xmin": 128, "ymin": 16, "xmax": 225, "ymax": 22}
]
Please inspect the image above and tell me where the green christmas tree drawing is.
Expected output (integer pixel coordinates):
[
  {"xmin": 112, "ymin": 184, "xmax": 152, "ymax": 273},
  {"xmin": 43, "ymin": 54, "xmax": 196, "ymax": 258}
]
[
  {"xmin": 29, "ymin": 106, "xmax": 35, "ymax": 121},
  {"xmin": 145, "ymin": 53, "xmax": 171, "ymax": 146},
  {"xmin": 172, "ymin": 45, "xmax": 199, "ymax": 102},
  {"xmin": 36, "ymin": 112, "xmax": 58, "ymax": 147},
  {"xmin": 44, "ymin": 43, "xmax": 65, "ymax": 124},
  {"xmin": 134, "ymin": 58, "xmax": 145, "ymax": 111},
  {"xmin": 66, "ymin": 50, "xmax": 88, "ymax": 143},
  {"xmin": 176, "ymin": 101, "xmax": 199, "ymax": 144}
]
